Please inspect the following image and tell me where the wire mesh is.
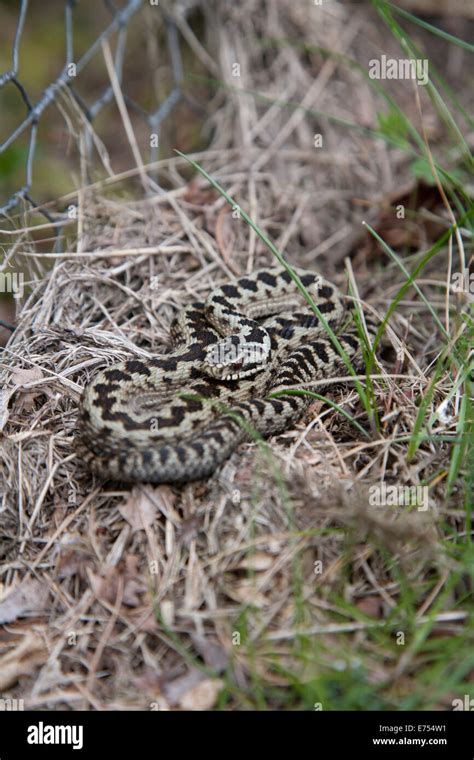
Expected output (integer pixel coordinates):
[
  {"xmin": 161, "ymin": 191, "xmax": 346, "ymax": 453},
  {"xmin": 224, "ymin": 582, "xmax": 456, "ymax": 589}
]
[{"xmin": 0, "ymin": 0, "xmax": 186, "ymax": 222}]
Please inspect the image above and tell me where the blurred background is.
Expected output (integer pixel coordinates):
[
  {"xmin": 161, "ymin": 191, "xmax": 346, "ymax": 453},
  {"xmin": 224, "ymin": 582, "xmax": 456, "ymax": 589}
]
[
  {"xmin": 1, "ymin": 0, "xmax": 472, "ymax": 216},
  {"xmin": 0, "ymin": 0, "xmax": 472, "ymax": 346}
]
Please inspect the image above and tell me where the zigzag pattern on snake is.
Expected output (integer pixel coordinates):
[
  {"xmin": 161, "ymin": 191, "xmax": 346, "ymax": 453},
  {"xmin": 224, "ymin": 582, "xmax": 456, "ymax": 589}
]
[{"xmin": 77, "ymin": 267, "xmax": 375, "ymax": 483}]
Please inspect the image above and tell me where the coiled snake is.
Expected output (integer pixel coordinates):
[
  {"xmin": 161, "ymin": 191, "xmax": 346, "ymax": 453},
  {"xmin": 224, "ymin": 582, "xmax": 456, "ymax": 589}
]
[{"xmin": 77, "ymin": 267, "xmax": 373, "ymax": 483}]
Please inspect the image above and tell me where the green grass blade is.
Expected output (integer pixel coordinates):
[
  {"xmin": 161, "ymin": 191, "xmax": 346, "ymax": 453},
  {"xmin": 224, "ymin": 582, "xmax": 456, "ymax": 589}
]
[{"xmin": 174, "ymin": 150, "xmax": 371, "ymax": 408}]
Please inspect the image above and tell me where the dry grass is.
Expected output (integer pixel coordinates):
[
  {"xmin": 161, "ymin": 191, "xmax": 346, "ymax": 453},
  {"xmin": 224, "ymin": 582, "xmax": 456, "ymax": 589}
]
[{"xmin": 0, "ymin": 1, "xmax": 472, "ymax": 710}]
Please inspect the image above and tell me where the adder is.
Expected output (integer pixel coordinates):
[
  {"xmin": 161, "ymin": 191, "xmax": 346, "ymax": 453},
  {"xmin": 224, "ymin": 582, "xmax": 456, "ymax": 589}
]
[{"xmin": 77, "ymin": 266, "xmax": 374, "ymax": 483}]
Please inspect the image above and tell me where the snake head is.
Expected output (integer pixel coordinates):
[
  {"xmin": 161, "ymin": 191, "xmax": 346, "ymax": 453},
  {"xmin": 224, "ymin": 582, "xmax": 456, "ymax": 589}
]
[{"xmin": 202, "ymin": 337, "xmax": 270, "ymax": 381}]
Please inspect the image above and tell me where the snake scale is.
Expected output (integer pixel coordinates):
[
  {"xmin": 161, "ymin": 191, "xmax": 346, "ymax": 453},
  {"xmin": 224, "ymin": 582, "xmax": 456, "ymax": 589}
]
[{"xmin": 77, "ymin": 267, "xmax": 374, "ymax": 483}]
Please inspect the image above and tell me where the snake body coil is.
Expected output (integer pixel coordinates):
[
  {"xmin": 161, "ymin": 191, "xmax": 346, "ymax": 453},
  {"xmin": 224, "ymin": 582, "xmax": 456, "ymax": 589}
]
[{"xmin": 77, "ymin": 267, "xmax": 370, "ymax": 483}]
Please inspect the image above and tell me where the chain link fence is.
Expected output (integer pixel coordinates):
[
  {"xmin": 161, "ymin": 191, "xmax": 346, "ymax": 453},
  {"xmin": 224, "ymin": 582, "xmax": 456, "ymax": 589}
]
[{"xmin": 0, "ymin": 0, "xmax": 188, "ymax": 224}]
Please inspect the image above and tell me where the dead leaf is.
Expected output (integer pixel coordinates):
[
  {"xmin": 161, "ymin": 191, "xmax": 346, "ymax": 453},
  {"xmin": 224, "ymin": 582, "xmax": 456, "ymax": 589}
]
[
  {"xmin": 190, "ymin": 634, "xmax": 228, "ymax": 672},
  {"xmin": 237, "ymin": 552, "xmax": 274, "ymax": 571},
  {"xmin": 56, "ymin": 534, "xmax": 94, "ymax": 580},
  {"xmin": 227, "ymin": 580, "xmax": 267, "ymax": 608},
  {"xmin": 126, "ymin": 607, "xmax": 160, "ymax": 633},
  {"xmin": 119, "ymin": 487, "xmax": 158, "ymax": 533},
  {"xmin": 178, "ymin": 516, "xmax": 201, "ymax": 546},
  {"xmin": 0, "ymin": 633, "xmax": 47, "ymax": 690},
  {"xmin": 0, "ymin": 580, "xmax": 50, "ymax": 624},
  {"xmin": 33, "ymin": 658, "xmax": 70, "ymax": 696},
  {"xmin": 88, "ymin": 556, "xmax": 148, "ymax": 608},
  {"xmin": 352, "ymin": 180, "xmax": 448, "ymax": 266},
  {"xmin": 355, "ymin": 596, "xmax": 385, "ymax": 619},
  {"xmin": 162, "ymin": 668, "xmax": 204, "ymax": 704},
  {"xmin": 11, "ymin": 367, "xmax": 44, "ymax": 386},
  {"xmin": 10, "ymin": 367, "xmax": 46, "ymax": 412},
  {"xmin": 131, "ymin": 666, "xmax": 161, "ymax": 694},
  {"xmin": 182, "ymin": 179, "xmax": 217, "ymax": 206},
  {"xmin": 180, "ymin": 678, "xmax": 224, "ymax": 710},
  {"xmin": 122, "ymin": 578, "xmax": 146, "ymax": 607},
  {"xmin": 161, "ymin": 668, "xmax": 224, "ymax": 709}
]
